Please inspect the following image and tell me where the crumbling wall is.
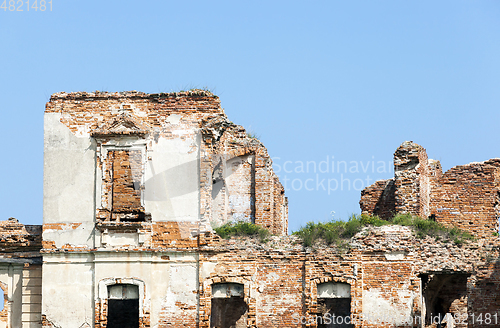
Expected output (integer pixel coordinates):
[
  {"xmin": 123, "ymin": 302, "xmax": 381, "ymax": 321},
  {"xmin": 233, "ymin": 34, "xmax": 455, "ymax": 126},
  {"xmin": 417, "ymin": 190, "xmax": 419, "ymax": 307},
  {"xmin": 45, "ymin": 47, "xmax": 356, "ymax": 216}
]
[
  {"xmin": 361, "ymin": 141, "xmax": 500, "ymax": 238},
  {"xmin": 41, "ymin": 90, "xmax": 288, "ymax": 328},
  {"xmin": 393, "ymin": 141, "xmax": 430, "ymax": 218},
  {"xmin": 44, "ymin": 90, "xmax": 287, "ymax": 249},
  {"xmin": 0, "ymin": 219, "xmax": 42, "ymax": 328},
  {"xmin": 362, "ymin": 261, "xmax": 418, "ymax": 327},
  {"xmin": 421, "ymin": 273, "xmax": 469, "ymax": 328},
  {"xmin": 469, "ymin": 260, "xmax": 500, "ymax": 327},
  {"xmin": 0, "ymin": 218, "xmax": 42, "ymax": 254},
  {"xmin": 360, "ymin": 141, "xmax": 432, "ymax": 220},
  {"xmin": 201, "ymin": 115, "xmax": 287, "ymax": 234},
  {"xmin": 195, "ymin": 224, "xmax": 500, "ymax": 328},
  {"xmin": 429, "ymin": 159, "xmax": 500, "ymax": 238},
  {"xmin": 360, "ymin": 179, "xmax": 395, "ymax": 219},
  {"xmin": 2, "ymin": 215, "xmax": 500, "ymax": 328}
]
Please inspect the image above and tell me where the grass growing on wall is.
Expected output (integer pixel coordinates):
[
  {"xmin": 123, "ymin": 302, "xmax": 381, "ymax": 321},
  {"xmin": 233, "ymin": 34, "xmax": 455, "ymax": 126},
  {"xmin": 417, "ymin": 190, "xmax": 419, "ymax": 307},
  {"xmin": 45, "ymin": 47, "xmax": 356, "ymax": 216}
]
[
  {"xmin": 214, "ymin": 221, "xmax": 270, "ymax": 242},
  {"xmin": 292, "ymin": 213, "xmax": 474, "ymax": 247}
]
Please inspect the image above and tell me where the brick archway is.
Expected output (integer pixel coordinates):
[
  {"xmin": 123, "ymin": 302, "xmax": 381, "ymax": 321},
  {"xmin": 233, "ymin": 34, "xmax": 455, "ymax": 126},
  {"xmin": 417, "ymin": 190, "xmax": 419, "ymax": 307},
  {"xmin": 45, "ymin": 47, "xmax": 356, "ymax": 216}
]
[
  {"xmin": 95, "ymin": 278, "xmax": 149, "ymax": 328},
  {"xmin": 201, "ymin": 277, "xmax": 255, "ymax": 327}
]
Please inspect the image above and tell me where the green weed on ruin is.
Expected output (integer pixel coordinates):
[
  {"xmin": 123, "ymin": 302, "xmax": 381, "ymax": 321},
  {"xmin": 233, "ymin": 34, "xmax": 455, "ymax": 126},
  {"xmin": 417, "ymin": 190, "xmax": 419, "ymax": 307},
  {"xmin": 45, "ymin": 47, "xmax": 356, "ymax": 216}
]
[
  {"xmin": 214, "ymin": 221, "xmax": 270, "ymax": 242},
  {"xmin": 292, "ymin": 213, "xmax": 474, "ymax": 247}
]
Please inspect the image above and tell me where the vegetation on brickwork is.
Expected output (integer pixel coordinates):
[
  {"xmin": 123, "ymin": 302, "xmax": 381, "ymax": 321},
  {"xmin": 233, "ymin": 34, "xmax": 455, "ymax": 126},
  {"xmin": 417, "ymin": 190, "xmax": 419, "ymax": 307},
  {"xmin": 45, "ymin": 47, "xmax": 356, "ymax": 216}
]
[
  {"xmin": 214, "ymin": 221, "xmax": 270, "ymax": 242},
  {"xmin": 292, "ymin": 214, "xmax": 362, "ymax": 248},
  {"xmin": 245, "ymin": 127, "xmax": 260, "ymax": 140},
  {"xmin": 390, "ymin": 213, "xmax": 474, "ymax": 244},
  {"xmin": 246, "ymin": 132, "xmax": 260, "ymax": 140},
  {"xmin": 292, "ymin": 213, "xmax": 474, "ymax": 247}
]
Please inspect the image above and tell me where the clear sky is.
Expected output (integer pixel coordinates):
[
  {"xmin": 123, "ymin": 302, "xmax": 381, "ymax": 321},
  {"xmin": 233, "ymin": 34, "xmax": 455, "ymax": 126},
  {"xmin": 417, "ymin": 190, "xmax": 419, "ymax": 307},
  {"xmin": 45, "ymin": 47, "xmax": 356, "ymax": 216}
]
[{"xmin": 1, "ymin": 1, "xmax": 499, "ymax": 232}]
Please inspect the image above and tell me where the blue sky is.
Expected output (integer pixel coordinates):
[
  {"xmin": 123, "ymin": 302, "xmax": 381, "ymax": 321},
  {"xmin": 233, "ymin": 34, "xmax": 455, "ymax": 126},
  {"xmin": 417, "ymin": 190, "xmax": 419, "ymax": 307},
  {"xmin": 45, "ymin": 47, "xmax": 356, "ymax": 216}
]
[{"xmin": 1, "ymin": 1, "xmax": 499, "ymax": 232}]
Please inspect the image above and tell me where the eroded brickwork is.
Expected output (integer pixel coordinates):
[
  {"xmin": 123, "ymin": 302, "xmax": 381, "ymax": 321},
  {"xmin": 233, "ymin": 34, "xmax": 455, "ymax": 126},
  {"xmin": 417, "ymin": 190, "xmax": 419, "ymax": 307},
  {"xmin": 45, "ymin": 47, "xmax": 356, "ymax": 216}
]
[
  {"xmin": 429, "ymin": 159, "xmax": 500, "ymax": 238},
  {"xmin": 0, "ymin": 218, "xmax": 42, "ymax": 254},
  {"xmin": 393, "ymin": 141, "xmax": 430, "ymax": 217},
  {"xmin": 3, "ymin": 94, "xmax": 497, "ymax": 327},
  {"xmin": 44, "ymin": 90, "xmax": 287, "ymax": 242},
  {"xmin": 109, "ymin": 150, "xmax": 143, "ymax": 213},
  {"xmin": 3, "ymin": 217, "xmax": 500, "ymax": 327},
  {"xmin": 359, "ymin": 179, "xmax": 396, "ymax": 219},
  {"xmin": 361, "ymin": 141, "xmax": 500, "ymax": 238},
  {"xmin": 191, "ymin": 225, "xmax": 500, "ymax": 328}
]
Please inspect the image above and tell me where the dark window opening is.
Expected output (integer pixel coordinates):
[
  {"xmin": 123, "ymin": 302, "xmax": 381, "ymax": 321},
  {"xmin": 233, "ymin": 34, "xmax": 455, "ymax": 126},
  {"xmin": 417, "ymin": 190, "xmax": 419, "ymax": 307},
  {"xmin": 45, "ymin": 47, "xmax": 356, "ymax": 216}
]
[
  {"xmin": 210, "ymin": 283, "xmax": 248, "ymax": 328},
  {"xmin": 421, "ymin": 273, "xmax": 469, "ymax": 328},
  {"xmin": 107, "ymin": 284, "xmax": 139, "ymax": 328},
  {"xmin": 317, "ymin": 282, "xmax": 353, "ymax": 328}
]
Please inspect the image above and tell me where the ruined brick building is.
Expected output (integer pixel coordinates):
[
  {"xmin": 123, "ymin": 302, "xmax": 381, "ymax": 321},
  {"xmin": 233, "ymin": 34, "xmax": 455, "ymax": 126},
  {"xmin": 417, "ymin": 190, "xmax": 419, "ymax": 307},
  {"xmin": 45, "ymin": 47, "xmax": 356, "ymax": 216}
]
[
  {"xmin": 360, "ymin": 141, "xmax": 500, "ymax": 239},
  {"xmin": 0, "ymin": 92, "xmax": 499, "ymax": 328}
]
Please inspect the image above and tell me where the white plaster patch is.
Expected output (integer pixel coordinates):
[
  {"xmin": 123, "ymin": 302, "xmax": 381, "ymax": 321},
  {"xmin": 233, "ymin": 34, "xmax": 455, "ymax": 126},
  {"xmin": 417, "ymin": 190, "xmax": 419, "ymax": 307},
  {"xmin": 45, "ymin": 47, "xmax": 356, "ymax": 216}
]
[
  {"xmin": 133, "ymin": 107, "xmax": 148, "ymax": 117},
  {"xmin": 75, "ymin": 123, "xmax": 91, "ymax": 137},
  {"xmin": 166, "ymin": 114, "xmax": 181, "ymax": 124},
  {"xmin": 384, "ymin": 251, "xmax": 407, "ymax": 261},
  {"xmin": 266, "ymin": 272, "xmax": 280, "ymax": 282},
  {"xmin": 200, "ymin": 262, "xmax": 217, "ymax": 279},
  {"xmin": 106, "ymin": 232, "xmax": 139, "ymax": 247},
  {"xmin": 362, "ymin": 289, "xmax": 414, "ymax": 325},
  {"xmin": 164, "ymin": 264, "xmax": 197, "ymax": 315}
]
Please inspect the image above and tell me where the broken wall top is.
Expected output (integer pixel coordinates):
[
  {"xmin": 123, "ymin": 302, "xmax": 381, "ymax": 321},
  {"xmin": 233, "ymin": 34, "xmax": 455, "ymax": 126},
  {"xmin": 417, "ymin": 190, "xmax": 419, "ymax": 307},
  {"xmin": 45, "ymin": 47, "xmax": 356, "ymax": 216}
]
[
  {"xmin": 43, "ymin": 90, "xmax": 288, "ymax": 253},
  {"xmin": 0, "ymin": 218, "xmax": 42, "ymax": 253},
  {"xmin": 47, "ymin": 89, "xmax": 220, "ymax": 109},
  {"xmin": 361, "ymin": 140, "xmax": 500, "ymax": 238},
  {"xmin": 202, "ymin": 224, "xmax": 500, "ymax": 276}
]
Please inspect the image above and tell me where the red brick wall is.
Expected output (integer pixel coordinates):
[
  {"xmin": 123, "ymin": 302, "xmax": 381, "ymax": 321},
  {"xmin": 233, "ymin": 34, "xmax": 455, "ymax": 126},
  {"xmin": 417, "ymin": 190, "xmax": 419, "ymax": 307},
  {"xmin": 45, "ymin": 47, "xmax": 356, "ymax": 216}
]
[
  {"xmin": 0, "ymin": 218, "xmax": 42, "ymax": 253},
  {"xmin": 110, "ymin": 150, "xmax": 143, "ymax": 212},
  {"xmin": 361, "ymin": 142, "xmax": 500, "ymax": 238},
  {"xmin": 46, "ymin": 91, "xmax": 288, "ymax": 236},
  {"xmin": 430, "ymin": 160, "xmax": 500, "ymax": 238},
  {"xmin": 394, "ymin": 141, "xmax": 430, "ymax": 218},
  {"xmin": 360, "ymin": 179, "xmax": 396, "ymax": 219},
  {"xmin": 469, "ymin": 262, "xmax": 500, "ymax": 327}
]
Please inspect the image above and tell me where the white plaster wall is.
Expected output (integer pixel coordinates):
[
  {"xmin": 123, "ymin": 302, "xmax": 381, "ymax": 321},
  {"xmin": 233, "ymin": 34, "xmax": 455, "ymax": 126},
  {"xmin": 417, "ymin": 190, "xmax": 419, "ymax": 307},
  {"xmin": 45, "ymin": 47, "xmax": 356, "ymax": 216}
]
[
  {"xmin": 362, "ymin": 288, "xmax": 416, "ymax": 326},
  {"xmin": 43, "ymin": 113, "xmax": 95, "ymax": 248},
  {"xmin": 225, "ymin": 155, "xmax": 253, "ymax": 222},
  {"xmin": 165, "ymin": 262, "xmax": 198, "ymax": 309},
  {"xmin": 0, "ymin": 265, "xmax": 23, "ymax": 328},
  {"xmin": 93, "ymin": 252, "xmax": 198, "ymax": 327},
  {"xmin": 21, "ymin": 265, "xmax": 42, "ymax": 327},
  {"xmin": 42, "ymin": 254, "xmax": 94, "ymax": 328},
  {"xmin": 144, "ymin": 136, "xmax": 200, "ymax": 222},
  {"xmin": 150, "ymin": 260, "xmax": 171, "ymax": 325}
]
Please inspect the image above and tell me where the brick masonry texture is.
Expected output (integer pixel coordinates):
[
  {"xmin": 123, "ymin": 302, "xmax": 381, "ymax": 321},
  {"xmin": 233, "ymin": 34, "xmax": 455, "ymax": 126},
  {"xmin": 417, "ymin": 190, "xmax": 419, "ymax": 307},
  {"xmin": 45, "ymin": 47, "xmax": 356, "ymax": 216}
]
[
  {"xmin": 3, "ymin": 93, "xmax": 500, "ymax": 327},
  {"xmin": 45, "ymin": 90, "xmax": 287, "ymax": 236},
  {"xmin": 6, "ymin": 220, "xmax": 500, "ymax": 327},
  {"xmin": 361, "ymin": 141, "xmax": 500, "ymax": 239}
]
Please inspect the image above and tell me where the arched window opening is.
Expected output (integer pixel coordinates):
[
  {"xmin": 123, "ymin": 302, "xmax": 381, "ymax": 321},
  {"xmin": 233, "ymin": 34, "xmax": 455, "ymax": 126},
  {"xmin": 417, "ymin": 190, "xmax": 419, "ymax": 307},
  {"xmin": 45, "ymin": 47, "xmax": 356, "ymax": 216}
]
[
  {"xmin": 421, "ymin": 273, "xmax": 469, "ymax": 328},
  {"xmin": 107, "ymin": 284, "xmax": 139, "ymax": 328},
  {"xmin": 317, "ymin": 282, "xmax": 353, "ymax": 328},
  {"xmin": 210, "ymin": 283, "xmax": 248, "ymax": 328}
]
